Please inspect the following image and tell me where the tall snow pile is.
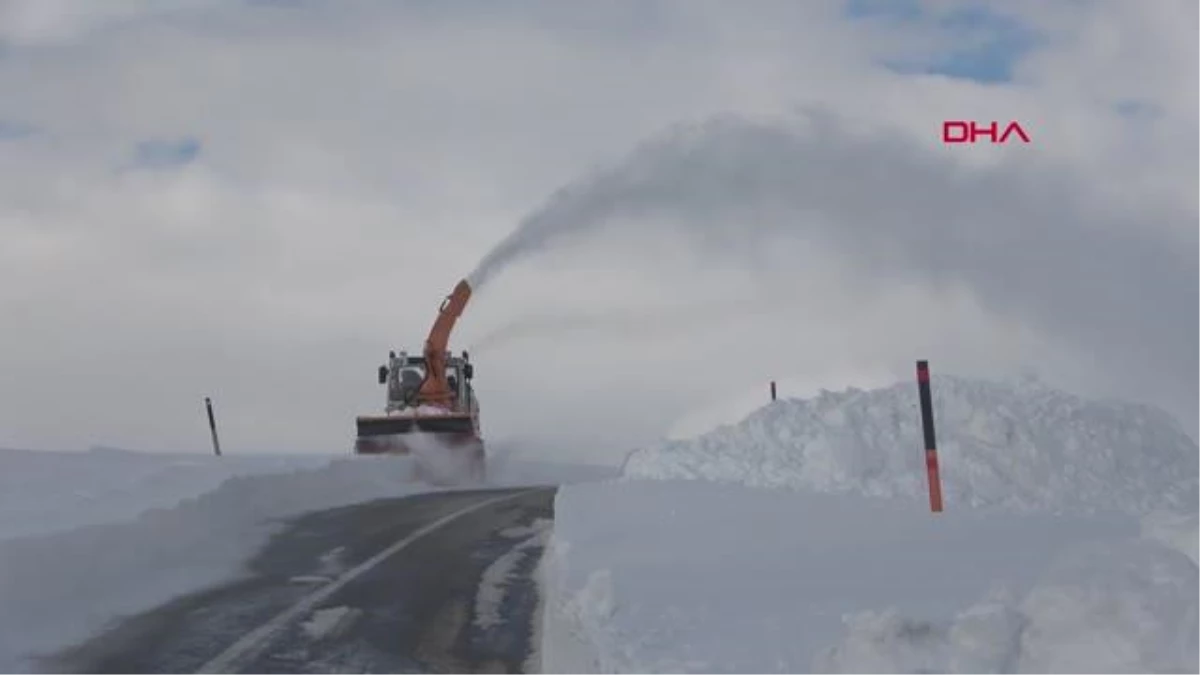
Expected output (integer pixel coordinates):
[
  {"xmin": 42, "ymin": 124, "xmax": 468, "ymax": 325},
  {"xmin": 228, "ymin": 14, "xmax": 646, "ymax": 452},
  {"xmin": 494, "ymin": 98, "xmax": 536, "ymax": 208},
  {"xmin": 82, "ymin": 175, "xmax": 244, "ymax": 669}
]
[{"xmin": 623, "ymin": 375, "xmax": 1197, "ymax": 513}]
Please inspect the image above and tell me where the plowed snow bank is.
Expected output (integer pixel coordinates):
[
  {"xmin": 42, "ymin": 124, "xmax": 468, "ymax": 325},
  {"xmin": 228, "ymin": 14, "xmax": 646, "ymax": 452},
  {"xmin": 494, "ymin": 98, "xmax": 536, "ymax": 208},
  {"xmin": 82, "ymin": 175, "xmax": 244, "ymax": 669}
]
[
  {"xmin": 815, "ymin": 532, "xmax": 1198, "ymax": 673},
  {"xmin": 625, "ymin": 375, "xmax": 1197, "ymax": 513},
  {"xmin": 543, "ymin": 376, "xmax": 1198, "ymax": 672},
  {"xmin": 542, "ymin": 480, "xmax": 1197, "ymax": 673}
]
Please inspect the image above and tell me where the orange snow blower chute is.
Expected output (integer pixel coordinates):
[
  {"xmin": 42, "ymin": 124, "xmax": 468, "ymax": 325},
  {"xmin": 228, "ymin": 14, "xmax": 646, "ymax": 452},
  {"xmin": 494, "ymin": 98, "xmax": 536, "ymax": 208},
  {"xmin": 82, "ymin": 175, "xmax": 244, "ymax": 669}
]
[{"xmin": 354, "ymin": 279, "xmax": 484, "ymax": 481}]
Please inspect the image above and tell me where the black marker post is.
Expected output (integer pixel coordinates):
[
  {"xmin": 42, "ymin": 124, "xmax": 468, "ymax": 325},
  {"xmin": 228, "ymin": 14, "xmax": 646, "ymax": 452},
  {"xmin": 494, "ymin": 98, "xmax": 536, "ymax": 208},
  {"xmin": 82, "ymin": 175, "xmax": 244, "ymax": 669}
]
[{"xmin": 205, "ymin": 397, "xmax": 222, "ymax": 457}]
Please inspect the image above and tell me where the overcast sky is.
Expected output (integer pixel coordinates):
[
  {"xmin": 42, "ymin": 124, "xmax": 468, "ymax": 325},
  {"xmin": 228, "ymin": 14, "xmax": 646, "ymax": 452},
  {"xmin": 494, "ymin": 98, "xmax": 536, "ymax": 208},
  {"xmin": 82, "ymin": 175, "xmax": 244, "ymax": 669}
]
[{"xmin": 0, "ymin": 0, "xmax": 1195, "ymax": 462}]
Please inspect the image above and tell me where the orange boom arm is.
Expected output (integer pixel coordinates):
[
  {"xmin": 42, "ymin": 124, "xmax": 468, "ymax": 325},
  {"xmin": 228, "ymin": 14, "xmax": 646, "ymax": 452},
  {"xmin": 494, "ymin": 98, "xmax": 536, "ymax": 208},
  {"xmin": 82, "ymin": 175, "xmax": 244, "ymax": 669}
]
[{"xmin": 417, "ymin": 278, "xmax": 472, "ymax": 407}]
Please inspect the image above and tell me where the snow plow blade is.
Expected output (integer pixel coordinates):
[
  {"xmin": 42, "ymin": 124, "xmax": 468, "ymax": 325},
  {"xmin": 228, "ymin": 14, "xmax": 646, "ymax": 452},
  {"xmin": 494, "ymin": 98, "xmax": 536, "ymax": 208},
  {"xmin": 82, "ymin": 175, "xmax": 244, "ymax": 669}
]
[
  {"xmin": 355, "ymin": 414, "xmax": 476, "ymax": 439},
  {"xmin": 354, "ymin": 414, "xmax": 485, "ymax": 484}
]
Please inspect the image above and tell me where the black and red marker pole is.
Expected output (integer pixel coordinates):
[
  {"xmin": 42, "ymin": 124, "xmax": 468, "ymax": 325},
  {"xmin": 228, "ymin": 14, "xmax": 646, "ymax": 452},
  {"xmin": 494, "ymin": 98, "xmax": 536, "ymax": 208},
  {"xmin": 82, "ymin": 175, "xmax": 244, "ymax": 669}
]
[
  {"xmin": 770, "ymin": 381, "xmax": 777, "ymax": 401},
  {"xmin": 915, "ymin": 360, "xmax": 943, "ymax": 513}
]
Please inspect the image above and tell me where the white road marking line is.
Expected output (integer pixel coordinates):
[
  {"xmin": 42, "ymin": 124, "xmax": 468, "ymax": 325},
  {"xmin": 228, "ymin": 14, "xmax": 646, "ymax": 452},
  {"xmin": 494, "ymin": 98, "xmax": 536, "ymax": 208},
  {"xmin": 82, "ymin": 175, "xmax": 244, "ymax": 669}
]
[{"xmin": 196, "ymin": 488, "xmax": 545, "ymax": 674}]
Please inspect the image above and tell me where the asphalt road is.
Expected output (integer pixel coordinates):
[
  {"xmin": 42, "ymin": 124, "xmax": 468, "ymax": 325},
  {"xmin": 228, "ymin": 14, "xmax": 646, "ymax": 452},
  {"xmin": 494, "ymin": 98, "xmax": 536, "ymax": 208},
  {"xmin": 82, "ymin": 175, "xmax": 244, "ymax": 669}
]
[{"xmin": 46, "ymin": 486, "xmax": 556, "ymax": 674}]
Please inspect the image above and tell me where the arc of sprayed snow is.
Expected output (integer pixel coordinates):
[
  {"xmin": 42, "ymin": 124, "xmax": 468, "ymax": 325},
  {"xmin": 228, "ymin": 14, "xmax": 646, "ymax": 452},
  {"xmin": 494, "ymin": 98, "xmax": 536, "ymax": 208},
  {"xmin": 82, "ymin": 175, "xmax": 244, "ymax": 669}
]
[{"xmin": 195, "ymin": 487, "xmax": 547, "ymax": 674}]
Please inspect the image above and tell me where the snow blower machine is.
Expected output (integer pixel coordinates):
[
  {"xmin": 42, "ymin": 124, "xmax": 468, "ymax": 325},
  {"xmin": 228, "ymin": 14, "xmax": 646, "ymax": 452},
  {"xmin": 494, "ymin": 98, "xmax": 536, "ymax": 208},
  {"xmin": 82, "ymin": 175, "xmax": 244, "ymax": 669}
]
[{"xmin": 354, "ymin": 279, "xmax": 485, "ymax": 483}]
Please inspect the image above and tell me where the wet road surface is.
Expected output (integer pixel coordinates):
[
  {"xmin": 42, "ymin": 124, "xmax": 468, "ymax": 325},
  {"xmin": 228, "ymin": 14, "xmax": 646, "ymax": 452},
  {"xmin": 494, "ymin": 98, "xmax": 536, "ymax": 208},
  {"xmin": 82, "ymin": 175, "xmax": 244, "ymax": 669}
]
[{"xmin": 47, "ymin": 487, "xmax": 555, "ymax": 674}]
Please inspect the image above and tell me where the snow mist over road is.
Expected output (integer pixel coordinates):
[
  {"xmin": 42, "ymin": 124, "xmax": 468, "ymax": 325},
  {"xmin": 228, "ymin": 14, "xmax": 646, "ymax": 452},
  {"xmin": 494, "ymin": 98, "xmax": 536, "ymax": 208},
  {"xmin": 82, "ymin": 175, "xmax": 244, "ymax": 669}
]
[
  {"xmin": 0, "ymin": 447, "xmax": 333, "ymax": 541},
  {"xmin": 542, "ymin": 375, "xmax": 1199, "ymax": 673},
  {"xmin": 0, "ymin": 454, "xmax": 426, "ymax": 672},
  {"xmin": 0, "ymin": 448, "xmax": 606, "ymax": 672}
]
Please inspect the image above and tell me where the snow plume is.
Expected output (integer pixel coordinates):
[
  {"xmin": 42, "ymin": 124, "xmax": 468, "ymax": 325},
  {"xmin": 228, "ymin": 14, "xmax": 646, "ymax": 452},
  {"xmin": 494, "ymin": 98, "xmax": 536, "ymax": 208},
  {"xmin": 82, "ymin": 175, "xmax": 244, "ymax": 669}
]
[
  {"xmin": 624, "ymin": 374, "xmax": 1198, "ymax": 514},
  {"xmin": 466, "ymin": 111, "xmax": 1196, "ymax": 422},
  {"xmin": 470, "ymin": 296, "xmax": 774, "ymax": 353},
  {"xmin": 465, "ymin": 113, "xmax": 803, "ymax": 291},
  {"xmin": 405, "ymin": 431, "xmax": 484, "ymax": 487}
]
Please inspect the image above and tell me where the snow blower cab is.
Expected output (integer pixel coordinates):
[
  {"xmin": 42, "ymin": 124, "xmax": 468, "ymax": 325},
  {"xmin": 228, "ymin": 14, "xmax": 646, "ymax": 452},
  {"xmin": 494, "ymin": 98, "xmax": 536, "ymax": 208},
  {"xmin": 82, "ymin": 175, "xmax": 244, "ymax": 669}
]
[
  {"xmin": 376, "ymin": 350, "xmax": 478, "ymax": 421},
  {"xmin": 353, "ymin": 279, "xmax": 485, "ymax": 483}
]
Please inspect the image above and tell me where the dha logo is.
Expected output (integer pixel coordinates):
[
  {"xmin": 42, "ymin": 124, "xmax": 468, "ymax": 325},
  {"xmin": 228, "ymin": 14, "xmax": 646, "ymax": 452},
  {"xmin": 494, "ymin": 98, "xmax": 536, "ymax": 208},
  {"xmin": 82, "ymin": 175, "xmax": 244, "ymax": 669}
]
[{"xmin": 942, "ymin": 121, "xmax": 1031, "ymax": 144}]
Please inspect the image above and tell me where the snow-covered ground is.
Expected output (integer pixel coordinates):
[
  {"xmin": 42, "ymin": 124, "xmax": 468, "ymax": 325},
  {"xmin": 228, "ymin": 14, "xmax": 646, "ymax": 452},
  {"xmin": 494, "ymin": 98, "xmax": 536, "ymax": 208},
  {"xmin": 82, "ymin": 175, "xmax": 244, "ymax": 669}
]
[
  {"xmin": 0, "ymin": 446, "xmax": 334, "ymax": 541},
  {"xmin": 543, "ymin": 375, "xmax": 1199, "ymax": 673},
  {"xmin": 0, "ymin": 444, "xmax": 609, "ymax": 672}
]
